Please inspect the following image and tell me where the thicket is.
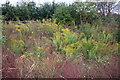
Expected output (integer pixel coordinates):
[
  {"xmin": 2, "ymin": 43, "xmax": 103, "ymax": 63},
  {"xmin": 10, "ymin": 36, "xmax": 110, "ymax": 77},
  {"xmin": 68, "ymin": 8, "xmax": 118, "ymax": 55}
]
[
  {"xmin": 1, "ymin": 1, "xmax": 119, "ymax": 25},
  {"xmin": 1, "ymin": 1, "xmax": 57, "ymax": 21}
]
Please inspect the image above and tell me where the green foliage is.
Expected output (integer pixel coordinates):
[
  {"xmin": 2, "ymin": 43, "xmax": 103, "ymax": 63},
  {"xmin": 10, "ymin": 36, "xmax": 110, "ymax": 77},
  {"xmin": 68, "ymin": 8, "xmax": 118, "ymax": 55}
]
[
  {"xmin": 40, "ymin": 2, "xmax": 58, "ymax": 19},
  {"xmin": 69, "ymin": 2, "xmax": 99, "ymax": 25},
  {"xmin": 53, "ymin": 2, "xmax": 100, "ymax": 25},
  {"xmin": 2, "ymin": 1, "xmax": 119, "ymax": 29},
  {"xmin": 24, "ymin": 46, "xmax": 45, "ymax": 58},
  {"xmin": 10, "ymin": 39, "xmax": 25, "ymax": 53},
  {"xmin": 53, "ymin": 28, "xmax": 79, "ymax": 55},
  {"xmin": 79, "ymin": 24, "xmax": 113, "ymax": 42},
  {"xmin": 53, "ymin": 3, "xmax": 73, "ymax": 25},
  {"xmin": 2, "ymin": 1, "xmax": 58, "ymax": 21},
  {"xmin": 0, "ymin": 36, "xmax": 7, "ymax": 45},
  {"xmin": 53, "ymin": 28, "xmax": 78, "ymax": 49},
  {"xmin": 52, "ymin": 24, "xmax": 118, "ymax": 61},
  {"xmin": 2, "ymin": 1, "xmax": 16, "ymax": 21},
  {"xmin": 2, "ymin": 1, "xmax": 99, "ymax": 25},
  {"xmin": 114, "ymin": 28, "xmax": 120, "ymax": 43},
  {"xmin": 39, "ymin": 19, "xmax": 62, "ymax": 36},
  {"xmin": 15, "ymin": 2, "xmax": 30, "ymax": 20},
  {"xmin": 27, "ymin": 2, "xmax": 37, "ymax": 20}
]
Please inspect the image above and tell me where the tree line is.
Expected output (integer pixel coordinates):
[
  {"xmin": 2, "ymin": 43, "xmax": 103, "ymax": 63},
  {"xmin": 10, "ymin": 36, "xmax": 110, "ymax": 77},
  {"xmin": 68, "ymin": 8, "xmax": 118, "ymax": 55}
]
[{"xmin": 1, "ymin": 1, "xmax": 120, "ymax": 25}]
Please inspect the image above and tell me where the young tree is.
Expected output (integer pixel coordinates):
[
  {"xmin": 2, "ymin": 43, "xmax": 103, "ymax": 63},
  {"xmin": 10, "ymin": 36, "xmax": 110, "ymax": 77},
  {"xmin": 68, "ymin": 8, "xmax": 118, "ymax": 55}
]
[
  {"xmin": 95, "ymin": 2, "xmax": 115, "ymax": 16},
  {"xmin": 70, "ymin": 1, "xmax": 99, "ymax": 25},
  {"xmin": 53, "ymin": 3, "xmax": 73, "ymax": 25}
]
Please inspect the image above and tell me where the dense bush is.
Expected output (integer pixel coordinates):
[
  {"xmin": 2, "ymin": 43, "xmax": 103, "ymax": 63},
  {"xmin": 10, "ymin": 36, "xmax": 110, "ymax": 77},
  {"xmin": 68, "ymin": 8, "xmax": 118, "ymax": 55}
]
[
  {"xmin": 69, "ymin": 2, "xmax": 99, "ymax": 25},
  {"xmin": 1, "ymin": 1, "xmax": 58, "ymax": 21},
  {"xmin": 2, "ymin": 2, "xmax": 17, "ymax": 21},
  {"xmin": 53, "ymin": 3, "xmax": 74, "ymax": 25}
]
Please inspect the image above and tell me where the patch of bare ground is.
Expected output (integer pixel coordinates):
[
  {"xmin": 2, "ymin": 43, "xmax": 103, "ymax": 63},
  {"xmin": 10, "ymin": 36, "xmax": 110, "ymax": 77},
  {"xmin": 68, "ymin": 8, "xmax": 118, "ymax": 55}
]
[{"xmin": 2, "ymin": 48, "xmax": 21, "ymax": 78}]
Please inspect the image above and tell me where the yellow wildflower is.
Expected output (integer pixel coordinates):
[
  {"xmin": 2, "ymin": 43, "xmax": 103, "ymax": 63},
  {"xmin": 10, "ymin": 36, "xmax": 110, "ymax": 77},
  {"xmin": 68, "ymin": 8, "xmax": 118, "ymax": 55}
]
[
  {"xmin": 55, "ymin": 24, "xmax": 58, "ymax": 27},
  {"xmin": 23, "ymin": 27, "xmax": 28, "ymax": 30},
  {"xmin": 82, "ymin": 38, "xmax": 86, "ymax": 42},
  {"xmin": 15, "ymin": 25, "xmax": 19, "ymax": 28},
  {"xmin": 75, "ymin": 26, "xmax": 77, "ymax": 28},
  {"xmin": 20, "ymin": 55, "xmax": 26, "ymax": 60},
  {"xmin": 61, "ymin": 29, "xmax": 65, "ymax": 31},
  {"xmin": 62, "ymin": 28, "xmax": 69, "ymax": 32},
  {"xmin": 9, "ymin": 21, "xmax": 12, "ymax": 24},
  {"xmin": 45, "ymin": 23, "xmax": 50, "ymax": 27},
  {"xmin": 42, "ymin": 19, "xmax": 45, "ymax": 22},
  {"xmin": 69, "ymin": 48, "xmax": 74, "ymax": 52},
  {"xmin": 36, "ymin": 19, "xmax": 39, "ymax": 22},
  {"xmin": 16, "ymin": 29, "xmax": 20, "ymax": 31},
  {"xmin": 29, "ymin": 21, "xmax": 32, "ymax": 24},
  {"xmin": 18, "ymin": 22, "xmax": 22, "ymax": 25},
  {"xmin": 37, "ymin": 47, "xmax": 41, "ymax": 50},
  {"xmin": 19, "ymin": 40, "xmax": 24, "ymax": 44},
  {"xmin": 32, "ymin": 31, "xmax": 34, "ymax": 34}
]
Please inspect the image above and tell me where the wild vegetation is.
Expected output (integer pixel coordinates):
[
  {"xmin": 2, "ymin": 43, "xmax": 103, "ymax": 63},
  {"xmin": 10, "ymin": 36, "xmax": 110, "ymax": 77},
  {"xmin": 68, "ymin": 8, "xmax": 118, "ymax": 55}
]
[{"xmin": 1, "ymin": 1, "xmax": 120, "ymax": 78}]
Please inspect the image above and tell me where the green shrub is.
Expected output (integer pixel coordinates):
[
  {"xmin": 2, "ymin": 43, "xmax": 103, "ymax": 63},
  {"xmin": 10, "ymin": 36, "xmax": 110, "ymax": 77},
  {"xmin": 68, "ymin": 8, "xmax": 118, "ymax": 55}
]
[
  {"xmin": 53, "ymin": 28, "xmax": 78, "ymax": 52},
  {"xmin": 53, "ymin": 24, "xmax": 118, "ymax": 61},
  {"xmin": 0, "ymin": 36, "xmax": 7, "ymax": 45},
  {"xmin": 53, "ymin": 4, "xmax": 74, "ymax": 25},
  {"xmin": 10, "ymin": 39, "xmax": 25, "ymax": 53}
]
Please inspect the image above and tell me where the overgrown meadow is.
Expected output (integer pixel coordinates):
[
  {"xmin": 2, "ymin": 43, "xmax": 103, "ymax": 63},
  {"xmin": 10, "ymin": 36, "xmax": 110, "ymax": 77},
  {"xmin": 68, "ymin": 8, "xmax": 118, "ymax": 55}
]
[{"xmin": 1, "ymin": 1, "xmax": 120, "ymax": 78}]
